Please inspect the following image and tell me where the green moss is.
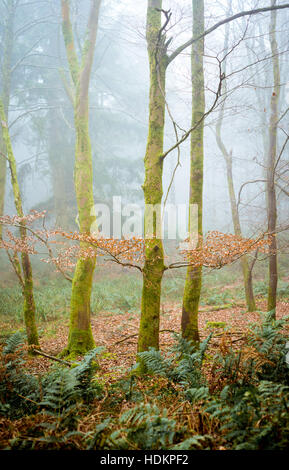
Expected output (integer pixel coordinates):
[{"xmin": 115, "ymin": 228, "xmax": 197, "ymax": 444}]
[
  {"xmin": 61, "ymin": 2, "xmax": 98, "ymax": 357},
  {"xmin": 61, "ymin": 11, "xmax": 80, "ymax": 87},
  {"xmin": 65, "ymin": 328, "xmax": 95, "ymax": 358},
  {"xmin": 181, "ymin": 0, "xmax": 205, "ymax": 344},
  {"xmin": 0, "ymin": 99, "xmax": 39, "ymax": 349},
  {"xmin": 138, "ymin": 2, "xmax": 168, "ymax": 358},
  {"xmin": 66, "ymin": 256, "xmax": 96, "ymax": 355},
  {"xmin": 206, "ymin": 321, "xmax": 227, "ymax": 329},
  {"xmin": 0, "ymin": 131, "xmax": 7, "ymax": 239},
  {"xmin": 138, "ymin": 255, "xmax": 163, "ymax": 354},
  {"xmin": 182, "ymin": 265, "xmax": 202, "ymax": 343}
]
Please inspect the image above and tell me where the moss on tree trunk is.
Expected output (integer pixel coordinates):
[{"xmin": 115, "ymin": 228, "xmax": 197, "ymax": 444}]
[
  {"xmin": 0, "ymin": 100, "xmax": 39, "ymax": 350},
  {"xmin": 137, "ymin": 1, "xmax": 167, "ymax": 358},
  {"xmin": 68, "ymin": 109, "xmax": 96, "ymax": 355},
  {"xmin": 266, "ymin": 1, "xmax": 280, "ymax": 317},
  {"xmin": 0, "ymin": 1, "xmax": 14, "ymax": 238},
  {"xmin": 181, "ymin": 0, "xmax": 204, "ymax": 344},
  {"xmin": 0, "ymin": 134, "xmax": 6, "ymax": 240},
  {"xmin": 61, "ymin": 0, "xmax": 101, "ymax": 356},
  {"xmin": 22, "ymin": 253, "xmax": 39, "ymax": 348}
]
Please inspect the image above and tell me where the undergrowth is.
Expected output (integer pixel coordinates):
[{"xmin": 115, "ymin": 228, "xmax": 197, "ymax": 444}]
[{"xmin": 0, "ymin": 311, "xmax": 289, "ymax": 450}]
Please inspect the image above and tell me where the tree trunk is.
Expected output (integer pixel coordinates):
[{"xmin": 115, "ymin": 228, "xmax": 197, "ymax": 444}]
[
  {"xmin": 0, "ymin": 134, "xmax": 7, "ymax": 240},
  {"xmin": 61, "ymin": 0, "xmax": 101, "ymax": 356},
  {"xmin": 137, "ymin": 1, "xmax": 167, "ymax": 355},
  {"xmin": 0, "ymin": 100, "xmax": 39, "ymax": 349},
  {"xmin": 266, "ymin": 0, "xmax": 280, "ymax": 316},
  {"xmin": 225, "ymin": 155, "xmax": 256, "ymax": 311},
  {"xmin": 0, "ymin": 0, "xmax": 14, "ymax": 238},
  {"xmin": 215, "ymin": 11, "xmax": 256, "ymax": 313},
  {"xmin": 181, "ymin": 0, "xmax": 205, "ymax": 344},
  {"xmin": 67, "ymin": 99, "xmax": 96, "ymax": 355}
]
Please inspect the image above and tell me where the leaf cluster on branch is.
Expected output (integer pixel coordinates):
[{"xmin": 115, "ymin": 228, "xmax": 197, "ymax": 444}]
[{"xmin": 0, "ymin": 211, "xmax": 274, "ymax": 276}]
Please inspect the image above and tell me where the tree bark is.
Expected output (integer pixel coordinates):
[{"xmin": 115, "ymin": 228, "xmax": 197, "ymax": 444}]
[
  {"xmin": 215, "ymin": 14, "xmax": 256, "ymax": 312},
  {"xmin": 0, "ymin": 0, "xmax": 14, "ymax": 238},
  {"xmin": 225, "ymin": 153, "xmax": 256, "ymax": 311},
  {"xmin": 61, "ymin": 0, "xmax": 101, "ymax": 356},
  {"xmin": 0, "ymin": 100, "xmax": 39, "ymax": 349},
  {"xmin": 181, "ymin": 0, "xmax": 204, "ymax": 344},
  {"xmin": 266, "ymin": 0, "xmax": 280, "ymax": 316},
  {"xmin": 137, "ymin": 0, "xmax": 167, "ymax": 355}
]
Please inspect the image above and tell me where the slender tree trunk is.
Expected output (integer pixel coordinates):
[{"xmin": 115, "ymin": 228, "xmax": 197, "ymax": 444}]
[
  {"xmin": 137, "ymin": 1, "xmax": 167, "ymax": 354},
  {"xmin": 225, "ymin": 154, "xmax": 256, "ymax": 311},
  {"xmin": 61, "ymin": 0, "xmax": 101, "ymax": 356},
  {"xmin": 0, "ymin": 0, "xmax": 14, "ymax": 238},
  {"xmin": 67, "ymin": 96, "xmax": 96, "ymax": 355},
  {"xmin": 181, "ymin": 0, "xmax": 204, "ymax": 343},
  {"xmin": 0, "ymin": 133, "xmax": 7, "ymax": 240},
  {"xmin": 267, "ymin": 0, "xmax": 280, "ymax": 316},
  {"xmin": 215, "ymin": 11, "xmax": 256, "ymax": 312},
  {"xmin": 0, "ymin": 100, "xmax": 39, "ymax": 348}
]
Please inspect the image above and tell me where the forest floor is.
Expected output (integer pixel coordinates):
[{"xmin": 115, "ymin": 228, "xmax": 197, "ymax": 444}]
[
  {"xmin": 1, "ymin": 263, "xmax": 289, "ymax": 381},
  {"xmin": 0, "ymin": 283, "xmax": 289, "ymax": 450},
  {"xmin": 13, "ymin": 299, "xmax": 289, "ymax": 381}
]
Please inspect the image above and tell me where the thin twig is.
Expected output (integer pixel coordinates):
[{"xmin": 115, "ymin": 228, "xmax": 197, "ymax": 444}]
[
  {"xmin": 113, "ymin": 329, "xmax": 178, "ymax": 346},
  {"xmin": 33, "ymin": 349, "xmax": 77, "ymax": 367}
]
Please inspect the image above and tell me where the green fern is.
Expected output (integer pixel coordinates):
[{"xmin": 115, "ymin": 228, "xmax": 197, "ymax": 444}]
[
  {"xmin": 137, "ymin": 333, "xmax": 212, "ymax": 388},
  {"xmin": 172, "ymin": 434, "xmax": 212, "ymax": 450},
  {"xmin": 0, "ymin": 332, "xmax": 40, "ymax": 418},
  {"xmin": 71, "ymin": 347, "xmax": 104, "ymax": 403},
  {"xmin": 109, "ymin": 402, "xmax": 176, "ymax": 450}
]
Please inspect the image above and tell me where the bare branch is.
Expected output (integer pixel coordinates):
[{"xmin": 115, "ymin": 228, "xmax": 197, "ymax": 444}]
[{"xmin": 168, "ymin": 3, "xmax": 289, "ymax": 64}]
